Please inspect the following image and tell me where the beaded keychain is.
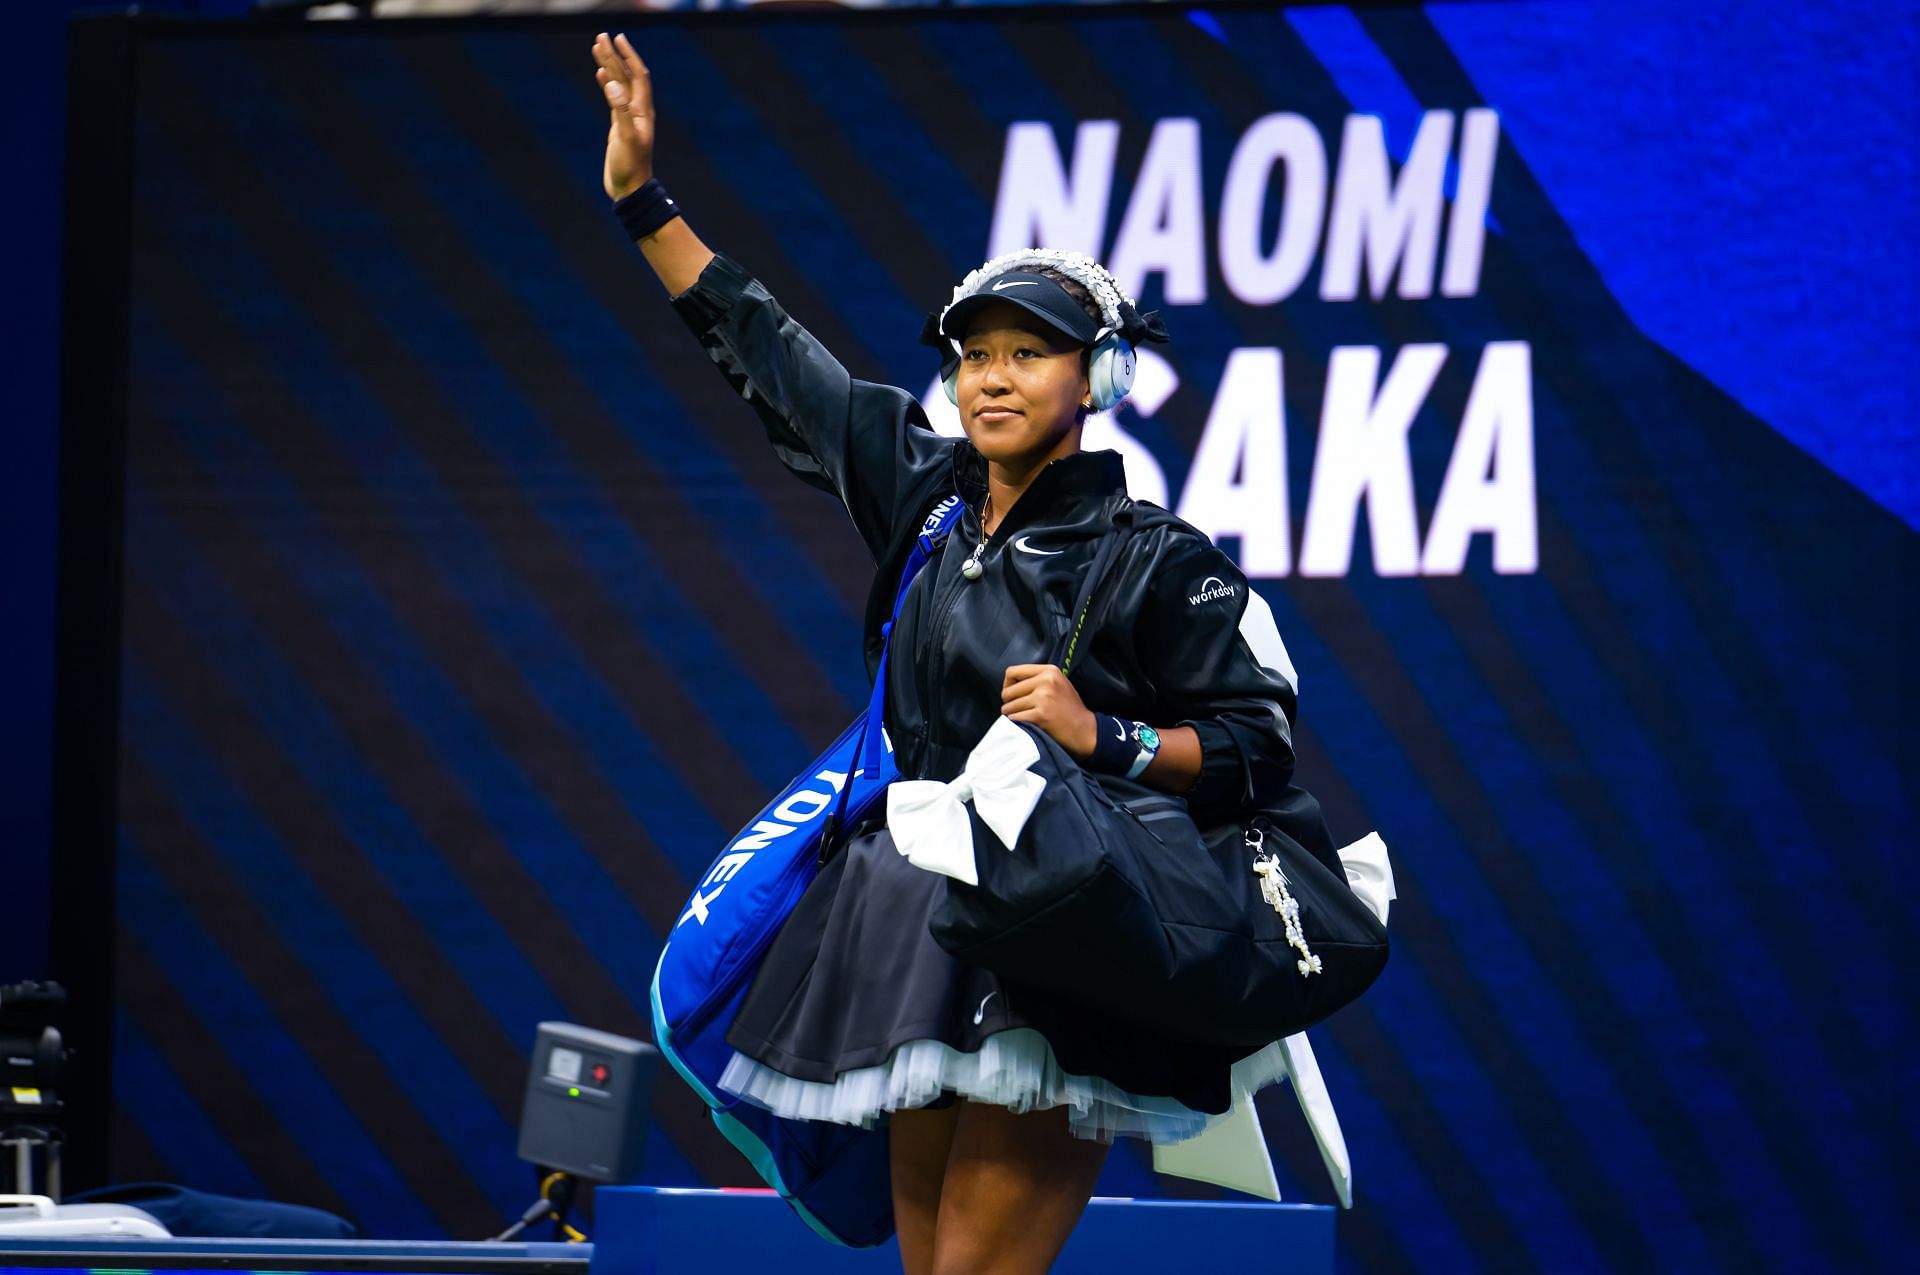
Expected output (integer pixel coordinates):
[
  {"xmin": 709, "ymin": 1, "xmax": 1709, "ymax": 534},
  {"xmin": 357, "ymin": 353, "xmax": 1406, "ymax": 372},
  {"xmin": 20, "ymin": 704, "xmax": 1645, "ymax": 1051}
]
[{"xmin": 1249, "ymin": 826, "xmax": 1323, "ymax": 977}]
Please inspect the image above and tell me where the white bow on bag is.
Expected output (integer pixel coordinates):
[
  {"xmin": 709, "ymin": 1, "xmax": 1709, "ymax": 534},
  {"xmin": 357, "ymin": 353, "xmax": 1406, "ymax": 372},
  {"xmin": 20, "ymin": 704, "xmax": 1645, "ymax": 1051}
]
[{"xmin": 886, "ymin": 716, "xmax": 1048, "ymax": 885}]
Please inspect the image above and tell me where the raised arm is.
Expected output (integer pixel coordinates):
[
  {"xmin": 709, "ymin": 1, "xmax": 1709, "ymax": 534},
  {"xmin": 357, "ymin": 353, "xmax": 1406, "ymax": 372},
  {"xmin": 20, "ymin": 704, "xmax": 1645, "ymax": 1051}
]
[
  {"xmin": 589, "ymin": 32, "xmax": 954, "ymax": 562},
  {"xmin": 594, "ymin": 32, "xmax": 712, "ymax": 297}
]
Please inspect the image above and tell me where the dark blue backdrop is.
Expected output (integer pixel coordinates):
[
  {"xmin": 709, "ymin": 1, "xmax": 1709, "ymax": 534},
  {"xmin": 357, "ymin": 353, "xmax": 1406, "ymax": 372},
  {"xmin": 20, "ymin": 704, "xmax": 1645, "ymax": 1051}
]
[{"xmin": 31, "ymin": 2, "xmax": 1920, "ymax": 1272}]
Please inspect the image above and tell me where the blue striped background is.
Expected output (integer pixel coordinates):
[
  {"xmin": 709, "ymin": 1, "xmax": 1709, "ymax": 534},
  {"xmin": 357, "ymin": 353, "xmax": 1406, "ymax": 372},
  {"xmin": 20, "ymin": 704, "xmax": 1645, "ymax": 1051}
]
[{"xmin": 103, "ymin": 6, "xmax": 1916, "ymax": 1270}]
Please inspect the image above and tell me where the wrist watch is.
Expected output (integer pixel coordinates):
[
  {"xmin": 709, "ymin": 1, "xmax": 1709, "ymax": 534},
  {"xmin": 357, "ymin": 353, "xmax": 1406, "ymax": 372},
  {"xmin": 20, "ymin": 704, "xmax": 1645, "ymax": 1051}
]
[{"xmin": 1124, "ymin": 721, "xmax": 1162, "ymax": 780}]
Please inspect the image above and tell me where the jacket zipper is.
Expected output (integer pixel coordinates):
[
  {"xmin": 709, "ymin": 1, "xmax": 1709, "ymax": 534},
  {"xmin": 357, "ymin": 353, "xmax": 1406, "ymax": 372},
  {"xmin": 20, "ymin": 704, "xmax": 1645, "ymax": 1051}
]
[{"xmin": 920, "ymin": 505, "xmax": 990, "ymax": 744}]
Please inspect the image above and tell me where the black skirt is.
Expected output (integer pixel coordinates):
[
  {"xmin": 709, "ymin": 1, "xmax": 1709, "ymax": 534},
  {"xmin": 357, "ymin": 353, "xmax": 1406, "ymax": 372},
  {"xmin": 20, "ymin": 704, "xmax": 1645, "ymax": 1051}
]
[{"xmin": 718, "ymin": 814, "xmax": 1247, "ymax": 1140}]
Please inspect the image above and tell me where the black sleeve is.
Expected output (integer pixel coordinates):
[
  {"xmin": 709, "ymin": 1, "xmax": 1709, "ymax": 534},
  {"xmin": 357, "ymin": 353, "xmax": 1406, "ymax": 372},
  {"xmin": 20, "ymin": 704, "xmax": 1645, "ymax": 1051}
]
[
  {"xmin": 671, "ymin": 253, "xmax": 956, "ymax": 562},
  {"xmin": 1131, "ymin": 534, "xmax": 1299, "ymax": 821}
]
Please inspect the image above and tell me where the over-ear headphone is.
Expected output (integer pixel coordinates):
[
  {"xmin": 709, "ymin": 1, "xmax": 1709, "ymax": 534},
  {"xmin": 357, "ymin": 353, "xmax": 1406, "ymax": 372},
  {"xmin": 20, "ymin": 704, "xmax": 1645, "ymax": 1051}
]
[
  {"xmin": 928, "ymin": 249, "xmax": 1165, "ymax": 411},
  {"xmin": 940, "ymin": 326, "xmax": 1137, "ymax": 411},
  {"xmin": 1085, "ymin": 326, "xmax": 1138, "ymax": 412}
]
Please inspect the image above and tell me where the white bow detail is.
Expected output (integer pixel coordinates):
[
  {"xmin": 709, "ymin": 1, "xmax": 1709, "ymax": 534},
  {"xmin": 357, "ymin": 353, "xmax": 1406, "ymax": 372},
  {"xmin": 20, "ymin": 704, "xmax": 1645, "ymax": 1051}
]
[{"xmin": 887, "ymin": 717, "xmax": 1047, "ymax": 885}]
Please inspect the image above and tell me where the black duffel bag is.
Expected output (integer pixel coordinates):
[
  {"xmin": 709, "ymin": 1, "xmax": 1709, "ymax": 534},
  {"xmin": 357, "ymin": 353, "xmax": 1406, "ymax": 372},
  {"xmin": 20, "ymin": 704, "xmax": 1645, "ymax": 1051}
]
[
  {"xmin": 929, "ymin": 724, "xmax": 1388, "ymax": 1052},
  {"xmin": 927, "ymin": 508, "xmax": 1389, "ymax": 1052}
]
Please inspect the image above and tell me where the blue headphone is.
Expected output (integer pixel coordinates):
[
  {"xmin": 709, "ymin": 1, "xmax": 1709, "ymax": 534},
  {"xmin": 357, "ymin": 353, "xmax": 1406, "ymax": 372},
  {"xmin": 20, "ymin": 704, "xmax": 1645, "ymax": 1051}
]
[{"xmin": 941, "ymin": 325, "xmax": 1138, "ymax": 412}]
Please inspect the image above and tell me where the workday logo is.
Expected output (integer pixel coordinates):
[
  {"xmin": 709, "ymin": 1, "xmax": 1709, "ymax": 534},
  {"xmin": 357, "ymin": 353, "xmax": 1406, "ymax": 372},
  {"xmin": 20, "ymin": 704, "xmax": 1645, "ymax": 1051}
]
[{"xmin": 1187, "ymin": 576, "xmax": 1237, "ymax": 606}]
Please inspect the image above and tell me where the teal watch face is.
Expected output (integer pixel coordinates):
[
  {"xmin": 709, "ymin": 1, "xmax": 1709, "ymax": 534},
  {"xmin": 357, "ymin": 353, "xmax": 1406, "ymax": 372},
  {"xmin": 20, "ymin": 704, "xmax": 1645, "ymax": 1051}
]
[{"xmin": 1134, "ymin": 723, "xmax": 1161, "ymax": 751}]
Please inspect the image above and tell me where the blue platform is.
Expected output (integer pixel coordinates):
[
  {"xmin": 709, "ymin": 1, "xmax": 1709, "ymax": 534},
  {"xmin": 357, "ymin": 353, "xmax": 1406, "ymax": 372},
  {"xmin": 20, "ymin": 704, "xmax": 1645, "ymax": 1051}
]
[
  {"xmin": 0, "ymin": 1236, "xmax": 583, "ymax": 1271},
  {"xmin": 588, "ymin": 1187, "xmax": 1334, "ymax": 1274},
  {"xmin": 0, "ymin": 1191, "xmax": 1331, "ymax": 1272}
]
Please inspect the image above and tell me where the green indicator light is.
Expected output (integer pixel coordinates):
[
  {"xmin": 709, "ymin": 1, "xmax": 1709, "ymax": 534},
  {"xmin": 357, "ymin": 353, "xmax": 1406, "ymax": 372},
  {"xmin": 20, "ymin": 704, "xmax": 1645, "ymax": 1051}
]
[{"xmin": 568, "ymin": 1086, "xmax": 581, "ymax": 1097}]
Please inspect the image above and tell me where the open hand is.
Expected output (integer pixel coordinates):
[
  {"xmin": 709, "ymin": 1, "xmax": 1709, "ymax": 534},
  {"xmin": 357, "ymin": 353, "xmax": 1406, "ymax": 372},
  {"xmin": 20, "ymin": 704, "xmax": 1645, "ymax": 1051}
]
[
  {"xmin": 1001, "ymin": 665, "xmax": 1098, "ymax": 760},
  {"xmin": 593, "ymin": 32, "xmax": 654, "ymax": 201}
]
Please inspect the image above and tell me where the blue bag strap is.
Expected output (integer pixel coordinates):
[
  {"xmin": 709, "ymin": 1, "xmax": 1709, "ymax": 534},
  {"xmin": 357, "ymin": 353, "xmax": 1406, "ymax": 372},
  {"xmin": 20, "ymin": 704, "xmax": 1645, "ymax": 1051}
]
[
  {"xmin": 834, "ymin": 493, "xmax": 965, "ymax": 827},
  {"xmin": 894, "ymin": 494, "xmax": 964, "ymax": 613}
]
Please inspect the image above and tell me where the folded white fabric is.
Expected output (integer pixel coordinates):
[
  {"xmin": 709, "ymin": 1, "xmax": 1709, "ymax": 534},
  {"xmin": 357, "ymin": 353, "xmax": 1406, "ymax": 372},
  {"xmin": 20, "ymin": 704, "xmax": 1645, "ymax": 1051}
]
[
  {"xmin": 1150, "ymin": 1073, "xmax": 1282, "ymax": 1201},
  {"xmin": 1278, "ymin": 1032, "xmax": 1353, "ymax": 1209},
  {"xmin": 1149, "ymin": 1032, "xmax": 1352, "ymax": 1208},
  {"xmin": 1338, "ymin": 831, "xmax": 1396, "ymax": 927},
  {"xmin": 887, "ymin": 716, "xmax": 1047, "ymax": 885}
]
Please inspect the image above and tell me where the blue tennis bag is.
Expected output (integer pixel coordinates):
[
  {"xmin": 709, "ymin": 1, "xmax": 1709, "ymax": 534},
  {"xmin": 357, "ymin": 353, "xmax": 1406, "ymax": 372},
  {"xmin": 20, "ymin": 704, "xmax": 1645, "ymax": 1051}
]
[{"xmin": 649, "ymin": 494, "xmax": 961, "ymax": 1247}]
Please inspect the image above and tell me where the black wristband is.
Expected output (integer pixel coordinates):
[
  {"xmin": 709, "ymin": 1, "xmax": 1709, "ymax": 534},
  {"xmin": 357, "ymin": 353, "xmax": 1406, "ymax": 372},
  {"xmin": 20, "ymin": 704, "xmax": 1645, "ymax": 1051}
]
[
  {"xmin": 1088, "ymin": 714, "xmax": 1137, "ymax": 775},
  {"xmin": 615, "ymin": 177, "xmax": 681, "ymax": 241}
]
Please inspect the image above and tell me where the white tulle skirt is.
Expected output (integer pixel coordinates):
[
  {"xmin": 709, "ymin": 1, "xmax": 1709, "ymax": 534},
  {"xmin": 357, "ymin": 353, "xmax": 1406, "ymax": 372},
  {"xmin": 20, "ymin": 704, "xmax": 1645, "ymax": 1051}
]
[{"xmin": 718, "ymin": 1028, "xmax": 1292, "ymax": 1145}]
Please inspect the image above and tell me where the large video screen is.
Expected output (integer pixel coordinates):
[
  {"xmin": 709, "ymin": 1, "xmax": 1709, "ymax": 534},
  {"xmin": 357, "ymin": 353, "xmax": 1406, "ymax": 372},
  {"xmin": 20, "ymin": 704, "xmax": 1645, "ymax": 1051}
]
[{"xmin": 99, "ymin": 3, "xmax": 1914, "ymax": 1268}]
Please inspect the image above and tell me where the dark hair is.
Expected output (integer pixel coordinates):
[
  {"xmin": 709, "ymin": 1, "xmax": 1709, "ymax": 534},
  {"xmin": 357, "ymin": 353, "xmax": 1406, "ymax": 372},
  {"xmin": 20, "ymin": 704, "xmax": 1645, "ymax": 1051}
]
[{"xmin": 1024, "ymin": 265, "xmax": 1104, "ymax": 330}]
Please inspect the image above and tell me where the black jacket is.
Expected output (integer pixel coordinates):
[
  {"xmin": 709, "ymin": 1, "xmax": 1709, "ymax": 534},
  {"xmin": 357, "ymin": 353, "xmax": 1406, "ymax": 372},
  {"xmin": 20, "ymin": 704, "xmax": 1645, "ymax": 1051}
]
[{"xmin": 673, "ymin": 254, "xmax": 1297, "ymax": 824}]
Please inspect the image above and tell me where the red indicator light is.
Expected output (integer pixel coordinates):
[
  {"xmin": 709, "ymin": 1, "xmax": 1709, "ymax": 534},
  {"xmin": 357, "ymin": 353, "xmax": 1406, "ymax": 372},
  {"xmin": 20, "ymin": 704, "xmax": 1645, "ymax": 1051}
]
[{"xmin": 590, "ymin": 1063, "xmax": 610, "ymax": 1085}]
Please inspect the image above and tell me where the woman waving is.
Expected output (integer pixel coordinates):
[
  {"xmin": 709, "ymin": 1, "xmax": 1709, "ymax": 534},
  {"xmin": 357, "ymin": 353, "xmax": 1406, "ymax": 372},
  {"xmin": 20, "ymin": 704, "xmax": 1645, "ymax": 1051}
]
[{"xmin": 593, "ymin": 31, "xmax": 1327, "ymax": 1275}]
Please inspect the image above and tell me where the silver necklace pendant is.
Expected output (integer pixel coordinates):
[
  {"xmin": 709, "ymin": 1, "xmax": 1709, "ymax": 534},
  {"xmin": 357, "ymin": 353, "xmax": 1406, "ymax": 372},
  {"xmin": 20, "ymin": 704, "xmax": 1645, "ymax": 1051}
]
[{"xmin": 960, "ymin": 526, "xmax": 990, "ymax": 576}]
